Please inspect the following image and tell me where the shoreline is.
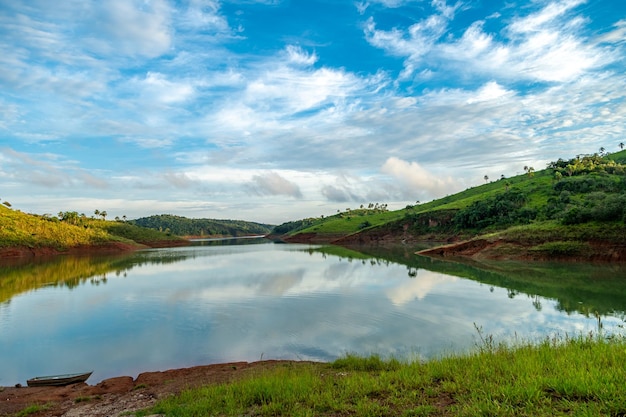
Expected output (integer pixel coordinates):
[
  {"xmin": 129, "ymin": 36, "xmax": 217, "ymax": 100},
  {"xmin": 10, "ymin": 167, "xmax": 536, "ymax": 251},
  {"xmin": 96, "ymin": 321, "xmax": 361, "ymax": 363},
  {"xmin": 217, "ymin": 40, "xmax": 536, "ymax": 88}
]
[
  {"xmin": 0, "ymin": 239, "xmax": 193, "ymax": 259},
  {"xmin": 0, "ymin": 360, "xmax": 310, "ymax": 417}
]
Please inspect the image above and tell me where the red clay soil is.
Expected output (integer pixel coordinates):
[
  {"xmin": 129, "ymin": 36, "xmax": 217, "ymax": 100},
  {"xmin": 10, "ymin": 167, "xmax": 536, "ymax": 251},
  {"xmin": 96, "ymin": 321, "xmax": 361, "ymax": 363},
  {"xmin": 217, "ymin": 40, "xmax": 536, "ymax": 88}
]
[
  {"xmin": 0, "ymin": 240, "xmax": 192, "ymax": 259},
  {"xmin": 0, "ymin": 243, "xmax": 145, "ymax": 259},
  {"xmin": 418, "ymin": 238, "xmax": 626, "ymax": 262},
  {"xmin": 0, "ymin": 360, "xmax": 313, "ymax": 417}
]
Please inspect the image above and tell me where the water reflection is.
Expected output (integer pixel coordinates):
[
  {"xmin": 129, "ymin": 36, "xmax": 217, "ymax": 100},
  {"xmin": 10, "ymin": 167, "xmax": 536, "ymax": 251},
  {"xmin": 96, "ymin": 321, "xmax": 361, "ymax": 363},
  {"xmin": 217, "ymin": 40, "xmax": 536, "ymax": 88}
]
[{"xmin": 1, "ymin": 240, "xmax": 625, "ymax": 387}]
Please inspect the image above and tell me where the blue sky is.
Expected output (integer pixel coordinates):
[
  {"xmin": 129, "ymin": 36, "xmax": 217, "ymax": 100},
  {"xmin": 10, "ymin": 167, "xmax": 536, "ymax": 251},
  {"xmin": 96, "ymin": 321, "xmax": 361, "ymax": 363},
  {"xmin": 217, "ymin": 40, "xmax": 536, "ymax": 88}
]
[{"xmin": 1, "ymin": 0, "xmax": 625, "ymax": 224}]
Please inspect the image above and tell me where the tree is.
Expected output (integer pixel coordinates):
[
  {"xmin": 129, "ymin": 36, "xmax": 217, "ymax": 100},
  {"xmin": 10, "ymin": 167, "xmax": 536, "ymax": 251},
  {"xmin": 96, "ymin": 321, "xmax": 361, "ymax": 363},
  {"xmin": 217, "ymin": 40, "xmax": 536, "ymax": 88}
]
[
  {"xmin": 554, "ymin": 171, "xmax": 563, "ymax": 182},
  {"xmin": 620, "ymin": 142, "xmax": 624, "ymax": 151},
  {"xmin": 94, "ymin": 209, "xmax": 100, "ymax": 219},
  {"xmin": 484, "ymin": 175, "xmax": 489, "ymax": 183},
  {"xmin": 600, "ymin": 147, "xmax": 606, "ymax": 155},
  {"xmin": 100, "ymin": 210, "xmax": 107, "ymax": 220},
  {"xmin": 527, "ymin": 166, "xmax": 535, "ymax": 177}
]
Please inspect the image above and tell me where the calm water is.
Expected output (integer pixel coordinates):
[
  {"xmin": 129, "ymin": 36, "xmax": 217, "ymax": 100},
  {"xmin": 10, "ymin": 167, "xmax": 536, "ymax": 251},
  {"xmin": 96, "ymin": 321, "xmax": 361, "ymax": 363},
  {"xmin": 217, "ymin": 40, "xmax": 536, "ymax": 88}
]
[{"xmin": 1, "ymin": 238, "xmax": 626, "ymax": 386}]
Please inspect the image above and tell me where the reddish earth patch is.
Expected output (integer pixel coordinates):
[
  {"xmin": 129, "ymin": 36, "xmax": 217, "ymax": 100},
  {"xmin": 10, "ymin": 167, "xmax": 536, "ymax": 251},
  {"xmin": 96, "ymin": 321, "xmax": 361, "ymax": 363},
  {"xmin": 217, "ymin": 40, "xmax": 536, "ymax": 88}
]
[
  {"xmin": 0, "ymin": 361, "xmax": 314, "ymax": 417},
  {"xmin": 0, "ymin": 240, "xmax": 192, "ymax": 260},
  {"xmin": 0, "ymin": 243, "xmax": 146, "ymax": 259},
  {"xmin": 418, "ymin": 238, "xmax": 626, "ymax": 262}
]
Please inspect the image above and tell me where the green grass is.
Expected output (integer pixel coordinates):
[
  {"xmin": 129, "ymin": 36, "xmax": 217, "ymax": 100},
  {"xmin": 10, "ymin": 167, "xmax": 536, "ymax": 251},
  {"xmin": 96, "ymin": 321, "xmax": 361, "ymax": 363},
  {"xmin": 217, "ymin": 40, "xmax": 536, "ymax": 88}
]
[
  {"xmin": 0, "ymin": 205, "xmax": 184, "ymax": 250},
  {"xmin": 0, "ymin": 205, "xmax": 119, "ymax": 249},
  {"xmin": 284, "ymin": 151, "xmax": 626, "ymax": 248},
  {"xmin": 138, "ymin": 336, "xmax": 626, "ymax": 417},
  {"xmin": 491, "ymin": 221, "xmax": 626, "ymax": 245},
  {"xmin": 295, "ymin": 209, "xmax": 405, "ymax": 235},
  {"xmin": 15, "ymin": 403, "xmax": 51, "ymax": 416}
]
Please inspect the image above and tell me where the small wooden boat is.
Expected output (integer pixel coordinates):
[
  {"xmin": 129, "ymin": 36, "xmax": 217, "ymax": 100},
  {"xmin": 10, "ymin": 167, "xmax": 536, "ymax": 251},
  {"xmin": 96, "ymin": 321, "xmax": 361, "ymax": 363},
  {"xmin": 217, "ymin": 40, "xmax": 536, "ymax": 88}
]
[{"xmin": 26, "ymin": 371, "xmax": 93, "ymax": 387}]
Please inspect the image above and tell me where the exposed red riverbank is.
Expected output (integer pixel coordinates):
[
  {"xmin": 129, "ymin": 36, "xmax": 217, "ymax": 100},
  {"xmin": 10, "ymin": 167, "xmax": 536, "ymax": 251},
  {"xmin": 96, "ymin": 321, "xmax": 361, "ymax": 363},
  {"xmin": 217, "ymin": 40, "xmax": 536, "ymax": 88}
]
[
  {"xmin": 0, "ymin": 239, "xmax": 191, "ymax": 259},
  {"xmin": 0, "ymin": 360, "xmax": 313, "ymax": 417}
]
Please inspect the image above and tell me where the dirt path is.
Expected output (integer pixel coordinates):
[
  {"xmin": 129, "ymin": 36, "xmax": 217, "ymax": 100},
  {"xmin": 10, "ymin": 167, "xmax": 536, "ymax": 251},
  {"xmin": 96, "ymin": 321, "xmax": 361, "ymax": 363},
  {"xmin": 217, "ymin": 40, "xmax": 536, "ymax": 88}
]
[{"xmin": 0, "ymin": 360, "xmax": 309, "ymax": 417}]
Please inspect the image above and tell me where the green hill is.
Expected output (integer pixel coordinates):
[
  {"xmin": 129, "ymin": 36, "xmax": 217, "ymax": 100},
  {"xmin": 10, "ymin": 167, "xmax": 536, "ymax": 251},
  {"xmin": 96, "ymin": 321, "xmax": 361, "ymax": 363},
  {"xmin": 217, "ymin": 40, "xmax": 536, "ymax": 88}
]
[
  {"xmin": 0, "ymin": 206, "xmax": 186, "ymax": 254},
  {"xmin": 131, "ymin": 214, "xmax": 274, "ymax": 237},
  {"xmin": 275, "ymin": 150, "xmax": 626, "ymax": 260}
]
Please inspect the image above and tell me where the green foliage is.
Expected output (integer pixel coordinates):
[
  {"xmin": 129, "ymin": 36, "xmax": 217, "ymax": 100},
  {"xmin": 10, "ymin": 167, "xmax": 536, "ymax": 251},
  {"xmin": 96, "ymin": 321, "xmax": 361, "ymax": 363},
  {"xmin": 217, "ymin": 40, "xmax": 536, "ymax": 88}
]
[
  {"xmin": 274, "ymin": 207, "xmax": 405, "ymax": 236},
  {"xmin": 529, "ymin": 241, "xmax": 589, "ymax": 256},
  {"xmin": 271, "ymin": 218, "xmax": 319, "ymax": 235},
  {"xmin": 98, "ymin": 221, "xmax": 187, "ymax": 244},
  {"xmin": 139, "ymin": 337, "xmax": 626, "ymax": 417},
  {"xmin": 0, "ymin": 205, "xmax": 182, "ymax": 250},
  {"xmin": 548, "ymin": 153, "xmax": 626, "ymax": 177},
  {"xmin": 553, "ymin": 174, "xmax": 623, "ymax": 194},
  {"xmin": 16, "ymin": 404, "xmax": 51, "ymax": 416},
  {"xmin": 561, "ymin": 192, "xmax": 626, "ymax": 225},
  {"xmin": 453, "ymin": 189, "xmax": 537, "ymax": 230},
  {"xmin": 0, "ymin": 205, "xmax": 119, "ymax": 249},
  {"xmin": 132, "ymin": 214, "xmax": 273, "ymax": 237},
  {"xmin": 277, "ymin": 149, "xmax": 626, "ymax": 243}
]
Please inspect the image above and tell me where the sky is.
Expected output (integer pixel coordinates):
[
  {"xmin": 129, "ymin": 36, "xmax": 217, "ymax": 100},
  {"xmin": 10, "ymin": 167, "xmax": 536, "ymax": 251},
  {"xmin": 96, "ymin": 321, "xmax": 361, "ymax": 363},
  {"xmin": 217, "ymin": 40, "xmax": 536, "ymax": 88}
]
[{"xmin": 1, "ymin": 0, "xmax": 625, "ymax": 224}]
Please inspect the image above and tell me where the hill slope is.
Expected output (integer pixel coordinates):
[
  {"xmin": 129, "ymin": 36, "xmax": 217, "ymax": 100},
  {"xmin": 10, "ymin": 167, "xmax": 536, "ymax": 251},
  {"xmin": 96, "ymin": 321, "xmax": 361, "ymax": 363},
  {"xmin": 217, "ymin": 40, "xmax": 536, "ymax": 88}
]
[
  {"xmin": 0, "ymin": 206, "xmax": 187, "ymax": 257},
  {"xmin": 275, "ymin": 150, "xmax": 626, "ymax": 261},
  {"xmin": 131, "ymin": 214, "xmax": 274, "ymax": 237}
]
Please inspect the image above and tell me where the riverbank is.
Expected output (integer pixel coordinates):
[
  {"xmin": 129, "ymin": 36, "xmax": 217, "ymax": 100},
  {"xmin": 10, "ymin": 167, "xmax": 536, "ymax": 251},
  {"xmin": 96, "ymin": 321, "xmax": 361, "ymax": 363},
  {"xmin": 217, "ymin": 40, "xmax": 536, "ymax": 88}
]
[
  {"xmin": 0, "ymin": 360, "xmax": 303, "ymax": 417},
  {"xmin": 418, "ymin": 237, "xmax": 626, "ymax": 262},
  {"xmin": 0, "ymin": 239, "xmax": 191, "ymax": 260},
  {"xmin": 2, "ymin": 336, "xmax": 625, "ymax": 417}
]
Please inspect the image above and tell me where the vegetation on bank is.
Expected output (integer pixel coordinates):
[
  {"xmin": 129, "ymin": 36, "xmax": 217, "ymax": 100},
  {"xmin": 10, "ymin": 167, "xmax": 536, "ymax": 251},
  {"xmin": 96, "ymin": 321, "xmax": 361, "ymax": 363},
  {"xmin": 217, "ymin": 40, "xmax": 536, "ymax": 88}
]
[
  {"xmin": 0, "ymin": 207, "xmax": 273, "ymax": 253},
  {"xmin": 0, "ymin": 205, "xmax": 184, "ymax": 251},
  {"xmin": 273, "ymin": 149, "xmax": 626, "ymax": 250},
  {"xmin": 139, "ymin": 335, "xmax": 626, "ymax": 417},
  {"xmin": 131, "ymin": 214, "xmax": 274, "ymax": 237}
]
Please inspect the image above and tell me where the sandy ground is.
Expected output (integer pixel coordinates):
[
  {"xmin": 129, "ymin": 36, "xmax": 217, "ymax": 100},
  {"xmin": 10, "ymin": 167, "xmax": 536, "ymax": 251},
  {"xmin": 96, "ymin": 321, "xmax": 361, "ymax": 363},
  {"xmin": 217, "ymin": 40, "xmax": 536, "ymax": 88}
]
[{"xmin": 0, "ymin": 360, "xmax": 307, "ymax": 417}]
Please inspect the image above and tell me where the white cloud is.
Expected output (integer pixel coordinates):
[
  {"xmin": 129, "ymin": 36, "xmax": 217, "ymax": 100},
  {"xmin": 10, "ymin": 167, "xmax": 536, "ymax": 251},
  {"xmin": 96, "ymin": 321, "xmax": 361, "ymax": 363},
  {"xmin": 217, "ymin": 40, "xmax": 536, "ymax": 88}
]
[
  {"xmin": 381, "ymin": 157, "xmax": 459, "ymax": 198},
  {"xmin": 365, "ymin": 0, "xmax": 612, "ymax": 83},
  {"xmin": 508, "ymin": 0, "xmax": 585, "ymax": 34},
  {"xmin": 180, "ymin": 0, "xmax": 229, "ymax": 31},
  {"xmin": 284, "ymin": 45, "xmax": 318, "ymax": 66},
  {"xmin": 86, "ymin": 0, "xmax": 173, "ymax": 58},
  {"xmin": 247, "ymin": 172, "xmax": 303, "ymax": 198},
  {"xmin": 386, "ymin": 271, "xmax": 458, "ymax": 305},
  {"xmin": 137, "ymin": 72, "xmax": 196, "ymax": 104},
  {"xmin": 597, "ymin": 20, "xmax": 626, "ymax": 44},
  {"xmin": 466, "ymin": 81, "xmax": 513, "ymax": 104}
]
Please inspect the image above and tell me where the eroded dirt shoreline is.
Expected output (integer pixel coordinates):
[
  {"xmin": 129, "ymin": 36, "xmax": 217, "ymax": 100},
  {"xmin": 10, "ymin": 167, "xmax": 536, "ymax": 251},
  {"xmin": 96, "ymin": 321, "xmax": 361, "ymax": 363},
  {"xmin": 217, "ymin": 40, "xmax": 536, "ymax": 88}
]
[
  {"xmin": 0, "ymin": 240, "xmax": 191, "ymax": 260},
  {"xmin": 0, "ymin": 360, "xmax": 314, "ymax": 417}
]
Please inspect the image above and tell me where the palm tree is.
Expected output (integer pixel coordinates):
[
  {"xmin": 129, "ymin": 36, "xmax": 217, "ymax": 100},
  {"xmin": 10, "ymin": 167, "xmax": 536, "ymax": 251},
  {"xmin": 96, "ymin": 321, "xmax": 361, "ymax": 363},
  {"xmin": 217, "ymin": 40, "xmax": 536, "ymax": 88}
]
[
  {"xmin": 484, "ymin": 175, "xmax": 489, "ymax": 183},
  {"xmin": 620, "ymin": 142, "xmax": 624, "ymax": 151},
  {"xmin": 600, "ymin": 147, "xmax": 606, "ymax": 155}
]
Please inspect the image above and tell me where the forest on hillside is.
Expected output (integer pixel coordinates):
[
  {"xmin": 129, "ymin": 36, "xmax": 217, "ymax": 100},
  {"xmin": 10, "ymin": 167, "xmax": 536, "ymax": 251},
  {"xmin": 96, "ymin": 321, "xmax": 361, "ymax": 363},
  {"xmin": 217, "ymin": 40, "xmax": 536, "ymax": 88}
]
[{"xmin": 131, "ymin": 214, "xmax": 274, "ymax": 237}]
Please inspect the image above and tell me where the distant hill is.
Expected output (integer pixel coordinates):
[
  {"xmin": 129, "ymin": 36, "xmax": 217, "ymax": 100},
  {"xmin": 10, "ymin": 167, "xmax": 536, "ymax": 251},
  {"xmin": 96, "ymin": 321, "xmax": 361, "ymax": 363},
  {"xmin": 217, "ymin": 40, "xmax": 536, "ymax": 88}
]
[
  {"xmin": 274, "ymin": 150, "xmax": 626, "ymax": 261},
  {"xmin": 131, "ymin": 214, "xmax": 274, "ymax": 237}
]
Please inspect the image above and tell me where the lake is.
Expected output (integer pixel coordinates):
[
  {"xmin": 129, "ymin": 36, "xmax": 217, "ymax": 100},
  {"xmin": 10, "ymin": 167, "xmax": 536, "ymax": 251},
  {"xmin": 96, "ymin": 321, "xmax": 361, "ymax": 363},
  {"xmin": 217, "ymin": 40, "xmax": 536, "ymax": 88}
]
[{"xmin": 1, "ymin": 238, "xmax": 625, "ymax": 386}]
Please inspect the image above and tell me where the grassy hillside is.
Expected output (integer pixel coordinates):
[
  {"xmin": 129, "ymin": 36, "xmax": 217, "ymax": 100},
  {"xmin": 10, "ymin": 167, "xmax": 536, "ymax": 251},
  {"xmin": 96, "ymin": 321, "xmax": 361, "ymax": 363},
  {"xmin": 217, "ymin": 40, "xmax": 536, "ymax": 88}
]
[
  {"xmin": 275, "ymin": 150, "xmax": 626, "ymax": 247},
  {"xmin": 131, "ymin": 214, "xmax": 274, "ymax": 237},
  {"xmin": 0, "ymin": 206, "xmax": 185, "ymax": 251}
]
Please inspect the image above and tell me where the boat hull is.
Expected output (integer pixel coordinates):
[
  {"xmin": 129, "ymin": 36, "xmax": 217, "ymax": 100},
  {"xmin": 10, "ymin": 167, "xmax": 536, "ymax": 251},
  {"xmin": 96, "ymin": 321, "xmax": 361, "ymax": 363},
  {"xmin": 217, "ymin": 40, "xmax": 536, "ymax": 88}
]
[{"xmin": 26, "ymin": 371, "xmax": 93, "ymax": 387}]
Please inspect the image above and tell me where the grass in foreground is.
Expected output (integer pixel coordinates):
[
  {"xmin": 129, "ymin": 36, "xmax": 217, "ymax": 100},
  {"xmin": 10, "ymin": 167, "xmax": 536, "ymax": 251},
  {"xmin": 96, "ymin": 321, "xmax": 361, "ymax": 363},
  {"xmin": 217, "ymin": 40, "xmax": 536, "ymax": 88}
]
[{"xmin": 138, "ymin": 336, "xmax": 626, "ymax": 416}]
